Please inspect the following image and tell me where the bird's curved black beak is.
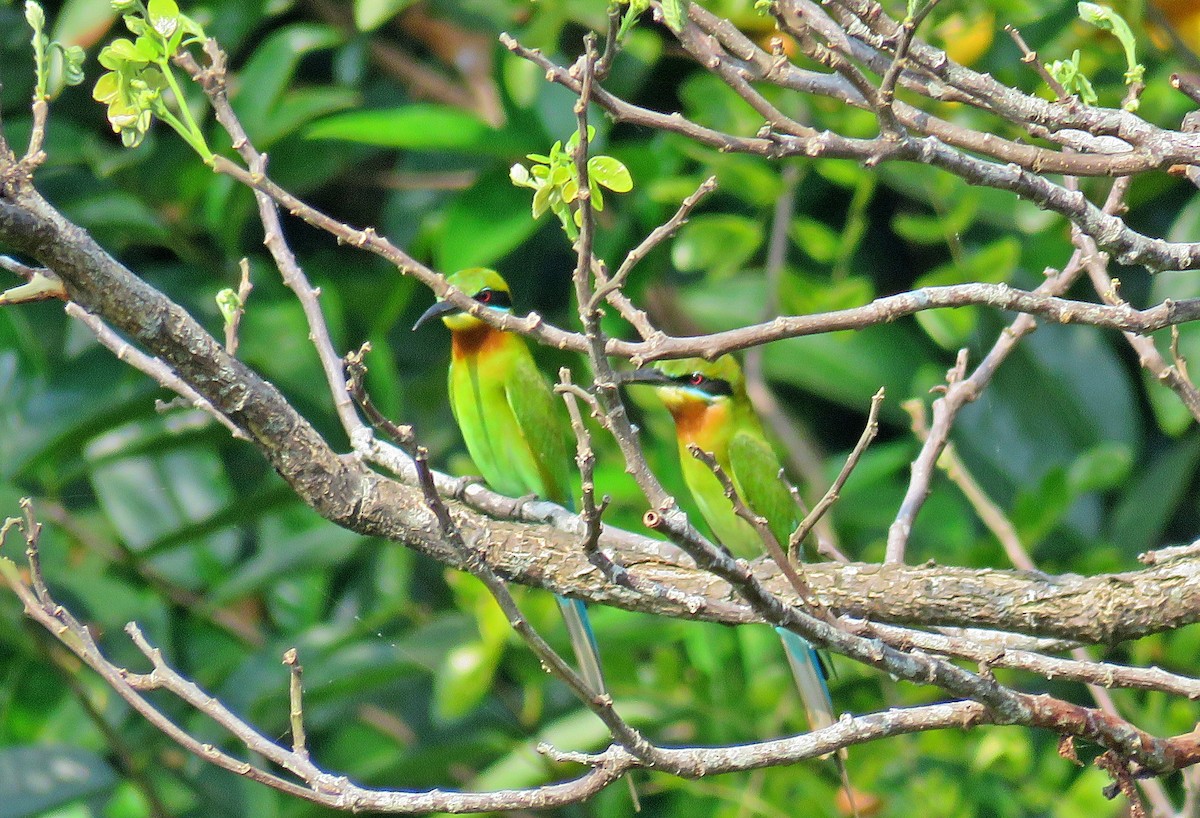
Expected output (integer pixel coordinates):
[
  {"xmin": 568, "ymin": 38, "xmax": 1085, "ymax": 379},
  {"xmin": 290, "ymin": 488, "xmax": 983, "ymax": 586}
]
[
  {"xmin": 412, "ymin": 299, "xmax": 461, "ymax": 331},
  {"xmin": 618, "ymin": 367, "xmax": 674, "ymax": 387}
]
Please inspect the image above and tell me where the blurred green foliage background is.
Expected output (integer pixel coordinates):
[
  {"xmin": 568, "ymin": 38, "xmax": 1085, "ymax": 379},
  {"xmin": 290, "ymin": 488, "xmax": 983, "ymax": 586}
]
[{"xmin": 2, "ymin": 0, "xmax": 1200, "ymax": 815}]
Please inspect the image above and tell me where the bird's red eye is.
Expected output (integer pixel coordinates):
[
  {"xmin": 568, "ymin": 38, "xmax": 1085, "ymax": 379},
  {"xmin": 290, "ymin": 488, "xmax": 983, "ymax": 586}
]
[
  {"xmin": 478, "ymin": 290, "xmax": 492, "ymax": 303},
  {"xmin": 689, "ymin": 373, "xmax": 705, "ymax": 386}
]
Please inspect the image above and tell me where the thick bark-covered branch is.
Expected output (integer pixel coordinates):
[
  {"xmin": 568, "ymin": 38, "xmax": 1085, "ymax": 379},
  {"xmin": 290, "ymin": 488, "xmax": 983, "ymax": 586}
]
[{"xmin": 1, "ymin": 188, "xmax": 1199, "ymax": 646}]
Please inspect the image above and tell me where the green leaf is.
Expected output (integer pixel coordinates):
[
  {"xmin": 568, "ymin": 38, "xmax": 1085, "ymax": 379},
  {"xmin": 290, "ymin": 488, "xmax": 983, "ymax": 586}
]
[
  {"xmin": 671, "ymin": 213, "xmax": 763, "ymax": 279},
  {"xmin": 789, "ymin": 216, "xmax": 839, "ymax": 264},
  {"xmin": 353, "ymin": 0, "xmax": 417, "ymax": 31},
  {"xmin": 232, "ymin": 23, "xmax": 344, "ymax": 142},
  {"xmin": 46, "ymin": 43, "xmax": 87, "ymax": 95},
  {"xmin": 147, "ymin": 0, "xmax": 179, "ymax": 36},
  {"xmin": 1109, "ymin": 432, "xmax": 1200, "ymax": 557},
  {"xmin": 1077, "ymin": 2, "xmax": 1141, "ymax": 85},
  {"xmin": 1068, "ymin": 442, "xmax": 1133, "ymax": 494},
  {"xmin": 588, "ymin": 155, "xmax": 632, "ymax": 192},
  {"xmin": 24, "ymin": 1, "xmax": 45, "ymax": 32},
  {"xmin": 306, "ymin": 105, "xmax": 521, "ymax": 155},
  {"xmin": 60, "ymin": 190, "xmax": 171, "ymax": 247},
  {"xmin": 0, "ymin": 746, "xmax": 117, "ymax": 818},
  {"xmin": 549, "ymin": 163, "xmax": 571, "ymax": 187},
  {"xmin": 565, "ymin": 124, "xmax": 594, "ymax": 152},
  {"xmin": 531, "ymin": 182, "xmax": 553, "ymax": 219},
  {"xmin": 893, "ymin": 194, "xmax": 978, "ymax": 245},
  {"xmin": 956, "ymin": 322, "xmax": 1139, "ymax": 512},
  {"xmin": 561, "ymin": 175, "xmax": 579, "ymax": 204},
  {"xmin": 216, "ymin": 287, "xmax": 241, "ymax": 325},
  {"xmin": 588, "ymin": 176, "xmax": 604, "ymax": 211},
  {"xmin": 208, "ymin": 507, "xmax": 360, "ymax": 604},
  {"xmin": 1045, "ymin": 50, "xmax": 1098, "ymax": 106},
  {"xmin": 87, "ymin": 436, "xmax": 238, "ymax": 584},
  {"xmin": 254, "ymin": 86, "xmax": 359, "ymax": 147},
  {"xmin": 1011, "ymin": 467, "xmax": 1072, "ymax": 550},
  {"xmin": 437, "ymin": 168, "xmax": 543, "ymax": 271},
  {"xmin": 103, "ymin": 37, "xmax": 146, "ymax": 63}
]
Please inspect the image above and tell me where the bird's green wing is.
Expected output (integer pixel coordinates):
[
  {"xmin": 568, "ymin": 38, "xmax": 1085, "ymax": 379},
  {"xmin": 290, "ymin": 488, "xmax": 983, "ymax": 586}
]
[
  {"xmin": 728, "ymin": 428, "xmax": 797, "ymax": 550},
  {"xmin": 504, "ymin": 349, "xmax": 573, "ymax": 506}
]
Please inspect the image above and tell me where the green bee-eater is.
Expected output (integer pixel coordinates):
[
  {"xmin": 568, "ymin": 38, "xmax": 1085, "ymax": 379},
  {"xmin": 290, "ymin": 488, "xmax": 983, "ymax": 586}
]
[
  {"xmin": 626, "ymin": 355, "xmax": 837, "ymax": 740},
  {"xmin": 413, "ymin": 267, "xmax": 610, "ymax": 706}
]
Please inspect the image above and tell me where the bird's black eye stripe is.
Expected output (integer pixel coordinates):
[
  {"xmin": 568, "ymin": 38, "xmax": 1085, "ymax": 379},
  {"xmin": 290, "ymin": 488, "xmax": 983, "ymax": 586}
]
[
  {"xmin": 673, "ymin": 373, "xmax": 733, "ymax": 396},
  {"xmin": 474, "ymin": 288, "xmax": 512, "ymax": 308}
]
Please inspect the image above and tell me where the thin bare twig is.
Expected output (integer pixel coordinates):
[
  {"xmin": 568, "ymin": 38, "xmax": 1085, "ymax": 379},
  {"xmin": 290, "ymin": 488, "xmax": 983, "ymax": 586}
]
[
  {"xmin": 588, "ymin": 171, "xmax": 710, "ymax": 340},
  {"xmin": 409, "ymin": 445, "xmax": 657, "ymax": 773},
  {"xmin": 884, "ymin": 175, "xmax": 1134, "ymax": 563},
  {"xmin": 875, "ymin": 0, "xmax": 942, "ymax": 136},
  {"xmin": 344, "ymin": 344, "xmax": 416, "ymax": 446},
  {"xmin": 851, "ymin": 620, "xmax": 1200, "ymax": 699},
  {"xmin": 790, "ymin": 388, "xmax": 884, "ymax": 556},
  {"xmin": 591, "ymin": 175, "xmax": 717, "ymax": 334},
  {"xmin": 178, "ymin": 44, "xmax": 368, "ymax": 446},
  {"xmin": 0, "ymin": 500, "xmax": 636, "ymax": 811},
  {"xmin": 224, "ymin": 258, "xmax": 253, "ymax": 355},
  {"xmin": 688, "ymin": 444, "xmax": 829, "ymax": 623},
  {"xmin": 557, "ymin": 368, "xmax": 624, "ymax": 586},
  {"xmin": 19, "ymin": 99, "xmax": 48, "ymax": 175},
  {"xmin": 1004, "ymin": 25, "xmax": 1068, "ymax": 101},
  {"xmin": 902, "ymin": 399, "xmax": 1035, "ymax": 572},
  {"xmin": 282, "ymin": 648, "xmax": 309, "ymax": 760}
]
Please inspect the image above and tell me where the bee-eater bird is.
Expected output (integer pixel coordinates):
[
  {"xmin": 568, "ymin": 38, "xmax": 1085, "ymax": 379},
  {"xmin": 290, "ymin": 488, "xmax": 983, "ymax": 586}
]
[
  {"xmin": 413, "ymin": 267, "xmax": 612, "ymax": 719},
  {"xmin": 624, "ymin": 355, "xmax": 837, "ymax": 742}
]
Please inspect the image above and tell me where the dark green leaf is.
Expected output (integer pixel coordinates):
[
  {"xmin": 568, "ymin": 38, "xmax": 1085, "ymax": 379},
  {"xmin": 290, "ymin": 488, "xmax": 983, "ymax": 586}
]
[
  {"xmin": 438, "ymin": 169, "xmax": 542, "ymax": 271},
  {"xmin": 0, "ymin": 747, "xmax": 115, "ymax": 818},
  {"xmin": 1109, "ymin": 432, "xmax": 1200, "ymax": 557},
  {"xmin": 306, "ymin": 105, "xmax": 523, "ymax": 155},
  {"xmin": 232, "ymin": 23, "xmax": 344, "ymax": 143}
]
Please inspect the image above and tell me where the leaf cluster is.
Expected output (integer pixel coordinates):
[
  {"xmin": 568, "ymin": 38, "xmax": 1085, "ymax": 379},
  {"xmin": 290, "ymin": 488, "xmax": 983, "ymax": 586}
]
[
  {"xmin": 510, "ymin": 125, "xmax": 633, "ymax": 239},
  {"xmin": 92, "ymin": 0, "xmax": 207, "ymax": 151}
]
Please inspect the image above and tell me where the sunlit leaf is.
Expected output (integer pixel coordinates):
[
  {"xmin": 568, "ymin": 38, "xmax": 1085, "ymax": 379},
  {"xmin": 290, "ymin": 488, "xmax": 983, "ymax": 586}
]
[
  {"xmin": 306, "ymin": 105, "xmax": 523, "ymax": 155},
  {"xmin": 588, "ymin": 155, "xmax": 632, "ymax": 192},
  {"xmin": 353, "ymin": 0, "xmax": 417, "ymax": 31}
]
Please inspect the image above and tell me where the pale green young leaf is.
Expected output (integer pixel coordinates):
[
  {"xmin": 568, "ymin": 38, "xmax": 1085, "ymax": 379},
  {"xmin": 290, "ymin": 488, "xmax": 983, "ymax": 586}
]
[
  {"xmin": 1077, "ymin": 2, "xmax": 1143, "ymax": 94},
  {"xmin": 588, "ymin": 155, "xmax": 633, "ymax": 192},
  {"xmin": 24, "ymin": 1, "xmax": 45, "ymax": 32},
  {"xmin": 216, "ymin": 288, "xmax": 242, "ymax": 326},
  {"xmin": 147, "ymin": 0, "xmax": 180, "ymax": 38}
]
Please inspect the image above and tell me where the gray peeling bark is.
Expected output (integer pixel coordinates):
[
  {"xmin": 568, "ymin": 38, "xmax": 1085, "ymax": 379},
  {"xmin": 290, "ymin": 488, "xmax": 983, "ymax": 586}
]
[{"xmin": 1, "ymin": 184, "xmax": 1198, "ymax": 646}]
